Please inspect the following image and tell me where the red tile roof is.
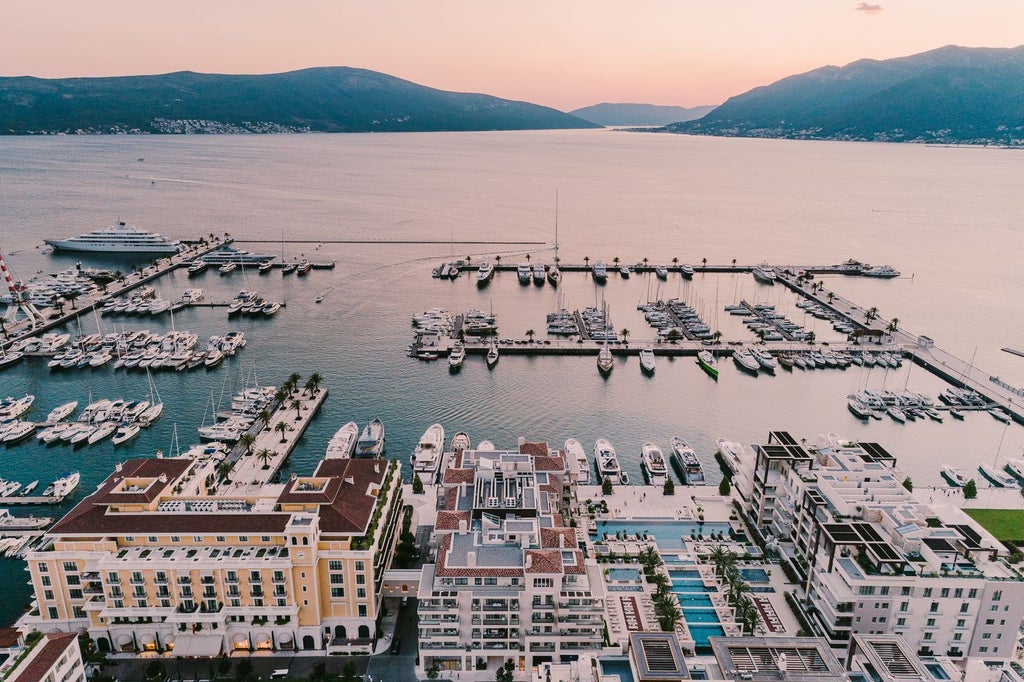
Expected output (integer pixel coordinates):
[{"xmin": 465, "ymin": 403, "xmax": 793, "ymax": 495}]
[
  {"xmin": 540, "ymin": 527, "xmax": 577, "ymax": 549},
  {"xmin": 533, "ymin": 455, "xmax": 565, "ymax": 472},
  {"xmin": 311, "ymin": 459, "xmax": 390, "ymax": 534},
  {"xmin": 525, "ymin": 549, "xmax": 562, "ymax": 574},
  {"xmin": 10, "ymin": 633, "xmax": 77, "ymax": 682},
  {"xmin": 442, "ymin": 469, "xmax": 475, "ymax": 485},
  {"xmin": 434, "ymin": 535, "xmax": 524, "ymax": 579},
  {"xmin": 519, "ymin": 441, "xmax": 550, "ymax": 457},
  {"xmin": 90, "ymin": 458, "xmax": 193, "ymax": 505},
  {"xmin": 435, "ymin": 511, "xmax": 470, "ymax": 532}
]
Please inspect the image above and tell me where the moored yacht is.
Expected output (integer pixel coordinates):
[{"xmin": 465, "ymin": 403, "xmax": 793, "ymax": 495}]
[
  {"xmin": 655, "ymin": 266, "xmax": 668, "ymax": 280},
  {"xmin": 641, "ymin": 442, "xmax": 668, "ymax": 483},
  {"xmin": 752, "ymin": 262, "xmax": 777, "ymax": 284},
  {"xmin": 639, "ymin": 346, "xmax": 656, "ymax": 375},
  {"xmin": 448, "ymin": 343, "xmax": 466, "ymax": 371},
  {"xmin": 940, "ymin": 465, "xmax": 969, "ymax": 487},
  {"xmin": 697, "ymin": 350, "xmax": 718, "ymax": 379},
  {"xmin": 486, "ymin": 340, "xmax": 499, "ymax": 369},
  {"xmin": 45, "ymin": 401, "xmax": 78, "ymax": 424},
  {"xmin": 451, "ymin": 432, "xmax": 471, "ymax": 453},
  {"xmin": 325, "ymin": 421, "xmax": 359, "ymax": 459},
  {"xmin": 749, "ymin": 347, "xmax": 778, "ymax": 372},
  {"xmin": 733, "ymin": 348, "xmax": 760, "ymax": 373},
  {"xmin": 533, "ymin": 263, "xmax": 546, "ymax": 285},
  {"xmin": 979, "ymin": 463, "xmax": 1018, "ymax": 488},
  {"xmin": 46, "ymin": 220, "xmax": 180, "ymax": 254},
  {"xmin": 45, "ymin": 471, "xmax": 81, "ymax": 498},
  {"xmin": 546, "ymin": 264, "xmax": 561, "ymax": 286},
  {"xmin": 594, "ymin": 438, "xmax": 620, "ymax": 482},
  {"xmin": 597, "ymin": 343, "xmax": 614, "ymax": 376},
  {"xmin": 355, "ymin": 418, "xmax": 385, "ymax": 458},
  {"xmin": 517, "ymin": 263, "xmax": 532, "ymax": 284},
  {"xmin": 592, "ymin": 261, "xmax": 608, "ymax": 283},
  {"xmin": 861, "ymin": 265, "xmax": 900, "ymax": 278},
  {"xmin": 476, "ymin": 262, "xmax": 495, "ymax": 286},
  {"xmin": 671, "ymin": 437, "xmax": 705, "ymax": 485},
  {"xmin": 564, "ymin": 438, "xmax": 590, "ymax": 485},
  {"xmin": 219, "ymin": 262, "xmax": 237, "ymax": 275},
  {"xmin": 411, "ymin": 423, "xmax": 446, "ymax": 476},
  {"xmin": 1004, "ymin": 458, "xmax": 1024, "ymax": 484}
]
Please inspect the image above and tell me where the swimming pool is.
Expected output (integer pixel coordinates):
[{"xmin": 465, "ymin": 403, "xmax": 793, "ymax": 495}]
[
  {"xmin": 593, "ymin": 520, "xmax": 732, "ymax": 550},
  {"xmin": 740, "ymin": 567, "xmax": 770, "ymax": 583},
  {"xmin": 676, "ymin": 594, "xmax": 714, "ymax": 607},
  {"xmin": 669, "ymin": 569, "xmax": 701, "ymax": 580},
  {"xmin": 672, "ymin": 580, "xmax": 714, "ymax": 592},
  {"xmin": 689, "ymin": 624, "xmax": 726, "ymax": 651},
  {"xmin": 683, "ymin": 608, "xmax": 721, "ymax": 623},
  {"xmin": 607, "ymin": 567, "xmax": 642, "ymax": 582},
  {"xmin": 599, "ymin": 657, "xmax": 635, "ymax": 682}
]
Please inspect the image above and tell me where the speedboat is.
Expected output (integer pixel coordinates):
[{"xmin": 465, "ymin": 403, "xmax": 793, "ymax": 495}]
[
  {"xmin": 112, "ymin": 424, "xmax": 141, "ymax": 446},
  {"xmin": 641, "ymin": 442, "xmax": 668, "ymax": 483},
  {"xmin": 639, "ymin": 346, "xmax": 656, "ymax": 375},
  {"xmin": 258, "ymin": 260, "xmax": 275, "ymax": 274},
  {"xmin": 752, "ymin": 262, "xmax": 776, "ymax": 284},
  {"xmin": 655, "ymin": 266, "xmax": 668, "ymax": 280},
  {"xmin": 533, "ymin": 263, "xmax": 546, "ymax": 285},
  {"xmin": 564, "ymin": 438, "xmax": 590, "ymax": 485},
  {"xmin": 451, "ymin": 432, "xmax": 471, "ymax": 453},
  {"xmin": 45, "ymin": 471, "xmax": 80, "ymax": 498},
  {"xmin": 87, "ymin": 421, "xmax": 118, "ymax": 444},
  {"xmin": 517, "ymin": 263, "xmax": 532, "ymax": 284},
  {"xmin": 412, "ymin": 423, "xmax": 446, "ymax": 476},
  {"xmin": 594, "ymin": 438, "xmax": 620, "ymax": 482},
  {"xmin": 733, "ymin": 348, "xmax": 760, "ymax": 374},
  {"xmin": 979, "ymin": 464, "xmax": 1019, "ymax": 488},
  {"xmin": 355, "ymin": 418, "xmax": 385, "ymax": 458},
  {"xmin": 619, "ymin": 265, "xmax": 631, "ymax": 278},
  {"xmin": 597, "ymin": 344, "xmax": 614, "ymax": 376},
  {"xmin": 861, "ymin": 265, "xmax": 900, "ymax": 278},
  {"xmin": 887, "ymin": 407, "xmax": 907, "ymax": 424},
  {"xmin": 749, "ymin": 347, "xmax": 778, "ymax": 372},
  {"xmin": 296, "ymin": 259, "xmax": 312, "ymax": 276},
  {"xmin": 219, "ymin": 262, "xmax": 237, "ymax": 275},
  {"xmin": 990, "ymin": 408, "xmax": 1011, "ymax": 424},
  {"xmin": 697, "ymin": 350, "xmax": 718, "ymax": 379},
  {"xmin": 671, "ymin": 437, "xmax": 705, "ymax": 485},
  {"xmin": 619, "ymin": 470, "xmax": 630, "ymax": 485},
  {"xmin": 546, "ymin": 264, "xmax": 561, "ymax": 286},
  {"xmin": 476, "ymin": 262, "xmax": 495, "ymax": 287},
  {"xmin": 448, "ymin": 343, "xmax": 466, "ymax": 371},
  {"xmin": 45, "ymin": 401, "xmax": 78, "ymax": 424},
  {"xmin": 679, "ymin": 263, "xmax": 694, "ymax": 278},
  {"xmin": 592, "ymin": 261, "xmax": 608, "ymax": 283},
  {"xmin": 187, "ymin": 260, "xmax": 209, "ymax": 276},
  {"xmin": 325, "ymin": 422, "xmax": 359, "ymax": 459},
  {"xmin": 0, "ymin": 351, "xmax": 24, "ymax": 370},
  {"xmin": 281, "ymin": 263, "xmax": 298, "ymax": 275},
  {"xmin": 486, "ymin": 340, "xmax": 499, "ymax": 369},
  {"xmin": 1004, "ymin": 458, "xmax": 1024, "ymax": 484},
  {"xmin": 940, "ymin": 465, "xmax": 969, "ymax": 487}
]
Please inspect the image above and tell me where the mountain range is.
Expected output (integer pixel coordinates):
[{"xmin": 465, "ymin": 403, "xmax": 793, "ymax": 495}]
[
  {"xmin": 665, "ymin": 45, "xmax": 1024, "ymax": 145},
  {"xmin": 570, "ymin": 103, "xmax": 716, "ymax": 126},
  {"xmin": 0, "ymin": 67, "xmax": 598, "ymax": 135}
]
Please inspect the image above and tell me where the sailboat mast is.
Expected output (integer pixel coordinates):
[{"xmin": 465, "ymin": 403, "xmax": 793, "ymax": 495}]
[{"xmin": 554, "ymin": 189, "xmax": 559, "ymax": 263}]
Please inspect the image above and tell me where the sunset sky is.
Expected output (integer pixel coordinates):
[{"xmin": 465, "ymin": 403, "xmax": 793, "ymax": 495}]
[{"xmin": 3, "ymin": 1, "xmax": 1022, "ymax": 110}]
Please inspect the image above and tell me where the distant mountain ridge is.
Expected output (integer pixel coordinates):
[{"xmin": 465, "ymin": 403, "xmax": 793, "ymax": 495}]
[
  {"xmin": 0, "ymin": 67, "xmax": 599, "ymax": 135},
  {"xmin": 570, "ymin": 102, "xmax": 716, "ymax": 126},
  {"xmin": 664, "ymin": 45, "xmax": 1024, "ymax": 145}
]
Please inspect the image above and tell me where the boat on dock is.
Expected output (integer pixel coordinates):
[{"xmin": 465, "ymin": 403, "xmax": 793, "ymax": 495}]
[
  {"xmin": 990, "ymin": 408, "xmax": 1011, "ymax": 424},
  {"xmin": 1004, "ymin": 458, "xmax": 1024, "ymax": 484},
  {"xmin": 219, "ymin": 262, "xmax": 237, "ymax": 275},
  {"xmin": 517, "ymin": 263, "xmax": 532, "ymax": 284},
  {"xmin": 486, "ymin": 340, "xmax": 499, "ymax": 369},
  {"xmin": 45, "ymin": 220, "xmax": 180, "ymax": 254},
  {"xmin": 597, "ymin": 343, "xmax": 614, "ymax": 376},
  {"xmin": 448, "ymin": 343, "xmax": 465, "ymax": 371},
  {"xmin": 451, "ymin": 432, "xmax": 471, "ymax": 453},
  {"xmin": 733, "ymin": 348, "xmax": 760, "ymax": 374},
  {"xmin": 44, "ymin": 401, "xmax": 77, "ymax": 425},
  {"xmin": 887, "ymin": 407, "xmax": 907, "ymax": 423},
  {"xmin": 639, "ymin": 346, "xmax": 656, "ymax": 375},
  {"xmin": 44, "ymin": 471, "xmax": 80, "ymax": 498},
  {"xmin": 940, "ymin": 465, "xmax": 969, "ymax": 487},
  {"xmin": 258, "ymin": 260, "xmax": 275, "ymax": 274},
  {"xmin": 679, "ymin": 263, "xmax": 694, "ymax": 278},
  {"xmin": 592, "ymin": 261, "xmax": 608, "ymax": 283},
  {"xmin": 355, "ymin": 418, "xmax": 386, "ymax": 458},
  {"xmin": 476, "ymin": 262, "xmax": 495, "ymax": 286},
  {"xmin": 0, "ymin": 395, "xmax": 34, "ymax": 421},
  {"xmin": 750, "ymin": 347, "xmax": 778, "ymax": 372},
  {"xmin": 655, "ymin": 266, "xmax": 668, "ymax": 280},
  {"xmin": 752, "ymin": 262, "xmax": 777, "ymax": 284},
  {"xmin": 187, "ymin": 261, "xmax": 209, "ymax": 276},
  {"xmin": 111, "ymin": 424, "xmax": 140, "ymax": 446},
  {"xmin": 2, "ymin": 421, "xmax": 37, "ymax": 444},
  {"xmin": 87, "ymin": 421, "xmax": 117, "ymax": 444},
  {"xmin": 671, "ymin": 437, "xmax": 705, "ymax": 485},
  {"xmin": 594, "ymin": 438, "xmax": 620, "ymax": 482},
  {"xmin": 411, "ymin": 423, "xmax": 446, "ymax": 476},
  {"xmin": 0, "ymin": 509, "xmax": 52, "ymax": 530},
  {"xmin": 979, "ymin": 463, "xmax": 1019, "ymax": 488},
  {"xmin": 697, "ymin": 350, "xmax": 718, "ymax": 379},
  {"xmin": 847, "ymin": 397, "xmax": 873, "ymax": 420},
  {"xmin": 641, "ymin": 442, "xmax": 668, "ymax": 483},
  {"xmin": 296, "ymin": 260, "xmax": 312, "ymax": 276},
  {"xmin": 564, "ymin": 438, "xmax": 590, "ymax": 485},
  {"xmin": 861, "ymin": 265, "xmax": 900, "ymax": 278},
  {"xmin": 281, "ymin": 263, "xmax": 298, "ymax": 275}
]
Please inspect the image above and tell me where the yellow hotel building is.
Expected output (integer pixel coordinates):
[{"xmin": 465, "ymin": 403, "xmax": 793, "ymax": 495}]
[{"xmin": 19, "ymin": 455, "xmax": 403, "ymax": 656}]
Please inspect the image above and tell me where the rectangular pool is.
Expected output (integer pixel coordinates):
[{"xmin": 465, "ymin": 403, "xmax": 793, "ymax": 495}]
[
  {"xmin": 669, "ymin": 569, "xmax": 701, "ymax": 580},
  {"xmin": 598, "ymin": 657, "xmax": 635, "ymax": 682},
  {"xmin": 683, "ymin": 608, "xmax": 721, "ymax": 624},
  {"xmin": 676, "ymin": 594, "xmax": 714, "ymax": 607},
  {"xmin": 607, "ymin": 567, "xmax": 642, "ymax": 582},
  {"xmin": 740, "ymin": 567, "xmax": 770, "ymax": 583},
  {"xmin": 689, "ymin": 624, "xmax": 726, "ymax": 651},
  {"xmin": 672, "ymin": 580, "xmax": 714, "ymax": 592}
]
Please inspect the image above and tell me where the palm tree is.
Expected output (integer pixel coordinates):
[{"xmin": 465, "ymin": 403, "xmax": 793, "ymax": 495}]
[
  {"xmin": 888, "ymin": 317, "xmax": 899, "ymax": 332},
  {"xmin": 525, "ymin": 253, "xmax": 531, "ymax": 263},
  {"xmin": 274, "ymin": 388, "xmax": 288, "ymax": 405},
  {"xmin": 620, "ymin": 328, "xmax": 630, "ymax": 346},
  {"xmin": 286, "ymin": 373, "xmax": 302, "ymax": 394},
  {"xmin": 642, "ymin": 257, "xmax": 649, "ymax": 268},
  {"xmin": 701, "ymin": 257, "xmax": 707, "ymax": 268},
  {"xmin": 726, "ymin": 574, "xmax": 751, "ymax": 608},
  {"xmin": 865, "ymin": 306, "xmax": 878, "ymax": 322},
  {"xmin": 256, "ymin": 448, "xmax": 273, "ymax": 470},
  {"xmin": 671, "ymin": 257, "xmax": 679, "ymax": 268},
  {"xmin": 275, "ymin": 420, "xmax": 289, "ymax": 443},
  {"xmin": 257, "ymin": 409, "xmax": 271, "ymax": 427},
  {"xmin": 216, "ymin": 460, "xmax": 234, "ymax": 482},
  {"xmin": 709, "ymin": 545, "xmax": 736, "ymax": 579},
  {"xmin": 239, "ymin": 433, "xmax": 256, "ymax": 456},
  {"xmin": 66, "ymin": 291, "xmax": 79, "ymax": 310},
  {"xmin": 290, "ymin": 399, "xmax": 303, "ymax": 421},
  {"xmin": 303, "ymin": 376, "xmax": 318, "ymax": 396},
  {"xmin": 612, "ymin": 256, "xmax": 620, "ymax": 267},
  {"xmin": 493, "ymin": 255, "xmax": 500, "ymax": 266},
  {"xmin": 732, "ymin": 258, "xmax": 737, "ymax": 267},
  {"xmin": 525, "ymin": 329, "xmax": 535, "ymax": 343},
  {"xmin": 654, "ymin": 596, "xmax": 683, "ymax": 632},
  {"xmin": 827, "ymin": 292, "xmax": 835, "ymax": 303},
  {"xmin": 583, "ymin": 256, "xmax": 590, "ymax": 267}
]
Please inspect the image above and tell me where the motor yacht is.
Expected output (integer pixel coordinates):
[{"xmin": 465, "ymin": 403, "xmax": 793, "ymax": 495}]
[
  {"xmin": 517, "ymin": 263, "xmax": 532, "ymax": 284},
  {"xmin": 979, "ymin": 464, "xmax": 1019, "ymax": 488},
  {"xmin": 733, "ymin": 348, "xmax": 760, "ymax": 373},
  {"xmin": 564, "ymin": 438, "xmax": 590, "ymax": 485},
  {"xmin": 594, "ymin": 438, "xmax": 620, "ymax": 482},
  {"xmin": 697, "ymin": 350, "xmax": 718, "ymax": 379},
  {"xmin": 355, "ymin": 418, "xmax": 386, "ymax": 458},
  {"xmin": 448, "ymin": 343, "xmax": 466, "ymax": 371},
  {"xmin": 476, "ymin": 262, "xmax": 495, "ymax": 286},
  {"xmin": 641, "ymin": 442, "xmax": 668, "ymax": 483},
  {"xmin": 412, "ymin": 423, "xmax": 446, "ymax": 476},
  {"xmin": 639, "ymin": 346, "xmax": 656, "ymax": 375},
  {"xmin": 752, "ymin": 262, "xmax": 777, "ymax": 284},
  {"xmin": 533, "ymin": 263, "xmax": 546, "ymax": 285},
  {"xmin": 592, "ymin": 261, "xmax": 608, "ymax": 283},
  {"xmin": 940, "ymin": 465, "xmax": 969, "ymax": 487},
  {"xmin": 671, "ymin": 437, "xmax": 705, "ymax": 485},
  {"xmin": 45, "ymin": 220, "xmax": 180, "ymax": 254}
]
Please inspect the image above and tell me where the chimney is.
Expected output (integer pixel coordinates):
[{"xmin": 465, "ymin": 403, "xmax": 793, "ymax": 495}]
[
  {"xmin": 115, "ymin": 462, "xmax": 123, "ymax": 472},
  {"xmin": 466, "ymin": 551, "xmax": 476, "ymax": 568},
  {"xmin": 525, "ymin": 553, "xmax": 532, "ymax": 569},
  {"xmin": 459, "ymin": 519, "xmax": 467, "ymax": 533},
  {"xmin": 559, "ymin": 533, "xmax": 565, "ymax": 549},
  {"xmin": 374, "ymin": 463, "xmax": 379, "ymax": 474},
  {"xmin": 344, "ymin": 476, "xmax": 355, "ymax": 485}
]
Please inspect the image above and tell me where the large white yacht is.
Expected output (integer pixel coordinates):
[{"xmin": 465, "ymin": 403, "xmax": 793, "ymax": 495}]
[
  {"xmin": 46, "ymin": 221, "xmax": 180, "ymax": 254},
  {"xmin": 325, "ymin": 421, "xmax": 359, "ymax": 459},
  {"xmin": 355, "ymin": 418, "xmax": 386, "ymax": 458},
  {"xmin": 752, "ymin": 262, "xmax": 777, "ymax": 284},
  {"xmin": 639, "ymin": 346, "xmax": 656, "ymax": 374},
  {"xmin": 564, "ymin": 438, "xmax": 590, "ymax": 485},
  {"xmin": 411, "ymin": 423, "xmax": 446, "ymax": 476},
  {"xmin": 641, "ymin": 442, "xmax": 668, "ymax": 483},
  {"xmin": 594, "ymin": 438, "xmax": 620, "ymax": 482}
]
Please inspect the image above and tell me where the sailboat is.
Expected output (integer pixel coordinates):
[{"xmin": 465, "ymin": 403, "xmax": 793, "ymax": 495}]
[
  {"xmin": 547, "ymin": 191, "xmax": 562, "ymax": 286},
  {"xmin": 486, "ymin": 338, "xmax": 499, "ymax": 368},
  {"xmin": 136, "ymin": 369, "xmax": 163, "ymax": 426}
]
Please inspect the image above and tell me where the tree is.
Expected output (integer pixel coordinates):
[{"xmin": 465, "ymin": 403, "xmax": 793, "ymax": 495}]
[
  {"xmin": 612, "ymin": 256, "xmax": 620, "ymax": 267},
  {"xmin": 67, "ymin": 291, "xmax": 79, "ymax": 309},
  {"xmin": 257, "ymin": 448, "xmax": 273, "ymax": 470},
  {"xmin": 902, "ymin": 476, "xmax": 913, "ymax": 492},
  {"xmin": 719, "ymin": 477, "xmax": 732, "ymax": 496},
  {"xmin": 732, "ymin": 258, "xmax": 737, "ymax": 267},
  {"xmin": 239, "ymin": 433, "xmax": 256, "ymax": 456},
  {"xmin": 274, "ymin": 388, "xmax": 288, "ymax": 404},
  {"xmin": 275, "ymin": 420, "xmax": 289, "ymax": 443},
  {"xmin": 739, "ymin": 597, "xmax": 761, "ymax": 635},
  {"xmin": 602, "ymin": 477, "xmax": 613, "ymax": 495},
  {"xmin": 412, "ymin": 473, "xmax": 424, "ymax": 494},
  {"xmin": 620, "ymin": 328, "xmax": 630, "ymax": 345},
  {"xmin": 671, "ymin": 257, "xmax": 679, "ymax": 268},
  {"xmin": 525, "ymin": 329, "xmax": 535, "ymax": 343},
  {"xmin": 889, "ymin": 317, "xmax": 899, "ymax": 332},
  {"xmin": 806, "ymin": 330, "xmax": 816, "ymax": 344},
  {"xmin": 291, "ymin": 398, "xmax": 303, "ymax": 421},
  {"xmin": 827, "ymin": 292, "xmax": 835, "ymax": 303},
  {"xmin": 639, "ymin": 546, "xmax": 663, "ymax": 574},
  {"xmin": 709, "ymin": 545, "xmax": 737, "ymax": 580},
  {"xmin": 493, "ymin": 255, "xmax": 500, "ymax": 265},
  {"xmin": 865, "ymin": 306, "xmax": 878, "ymax": 322},
  {"xmin": 701, "ymin": 257, "xmax": 707, "ymax": 267},
  {"xmin": 216, "ymin": 460, "xmax": 234, "ymax": 483},
  {"xmin": 426, "ymin": 662, "xmax": 441, "ymax": 680},
  {"xmin": 496, "ymin": 658, "xmax": 515, "ymax": 682},
  {"xmin": 583, "ymin": 256, "xmax": 590, "ymax": 267},
  {"xmin": 257, "ymin": 409, "xmax": 271, "ymax": 427},
  {"xmin": 726, "ymin": 574, "xmax": 751, "ymax": 608},
  {"xmin": 525, "ymin": 253, "xmax": 531, "ymax": 263},
  {"xmin": 286, "ymin": 372, "xmax": 302, "ymax": 393},
  {"xmin": 642, "ymin": 257, "xmax": 649, "ymax": 267},
  {"xmin": 304, "ymin": 374, "xmax": 322, "ymax": 396},
  {"xmin": 963, "ymin": 479, "xmax": 978, "ymax": 499},
  {"xmin": 663, "ymin": 477, "xmax": 675, "ymax": 495},
  {"xmin": 655, "ymin": 597, "xmax": 683, "ymax": 632}
]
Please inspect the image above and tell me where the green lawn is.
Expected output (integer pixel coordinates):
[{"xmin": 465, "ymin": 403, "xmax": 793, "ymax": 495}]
[{"xmin": 964, "ymin": 509, "xmax": 1024, "ymax": 542}]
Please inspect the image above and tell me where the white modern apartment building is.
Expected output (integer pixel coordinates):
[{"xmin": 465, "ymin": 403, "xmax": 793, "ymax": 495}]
[
  {"xmin": 418, "ymin": 440, "xmax": 606, "ymax": 676},
  {"xmin": 732, "ymin": 431, "xmax": 1024, "ymax": 663}
]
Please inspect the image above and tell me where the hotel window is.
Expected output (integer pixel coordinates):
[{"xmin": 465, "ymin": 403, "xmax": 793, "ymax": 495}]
[
  {"xmin": 899, "ymin": 602, "xmax": 909, "ymax": 612},
  {"xmin": 929, "ymin": 602, "xmax": 939, "ymax": 613},
  {"xmin": 331, "ymin": 588, "xmax": 345, "ymax": 598},
  {"xmin": 66, "ymin": 575, "xmax": 80, "ymax": 586},
  {"xmin": 328, "ymin": 561, "xmax": 343, "ymax": 571},
  {"xmin": 901, "ymin": 586, "xmax": 911, "ymax": 596},
  {"xmin": 124, "ymin": 536, "xmax": 134, "ymax": 542},
  {"xmin": 161, "ymin": 599, "xmax": 171, "ymax": 608},
  {"xmin": 44, "ymin": 590, "xmax": 54, "ymax": 600},
  {"xmin": 993, "ymin": 590, "xmax": 1002, "ymax": 601},
  {"xmin": 896, "ymin": 618, "xmax": 906, "ymax": 626},
  {"xmin": 957, "ymin": 619, "xmax": 966, "ymax": 628},
  {"xmin": 358, "ymin": 605, "xmax": 367, "ymax": 617},
  {"xmin": 953, "ymin": 633, "xmax": 963, "ymax": 641},
  {"xmin": 38, "ymin": 563, "xmax": 48, "ymax": 573},
  {"xmin": 253, "ymin": 598, "xmax": 263, "ymax": 607},
  {"xmin": 484, "ymin": 578, "xmax": 497, "ymax": 586},
  {"xmin": 355, "ymin": 561, "xmax": 365, "ymax": 571},
  {"xmin": 137, "ymin": 599, "xmax": 147, "ymax": 608},
  {"xmin": 230, "ymin": 598, "xmax": 240, "ymax": 608},
  {"xmin": 194, "ymin": 536, "xmax": 203, "ymax": 542},
  {"xmin": 357, "ymin": 588, "xmax": 366, "ymax": 599},
  {"xmin": 239, "ymin": 536, "xmax": 248, "ymax": 542},
  {"xmin": 923, "ymin": 632, "xmax": 933, "ymax": 641},
  {"xmin": 273, "ymin": 571, "xmax": 285, "ymax": 583},
  {"xmin": 923, "ymin": 588, "xmax": 933, "ymax": 598},
  {"xmin": 960, "ymin": 602, "xmax": 969, "ymax": 613},
  {"xmin": 250, "ymin": 571, "xmax": 261, "ymax": 583},
  {"xmin": 277, "ymin": 598, "xmax": 287, "ymax": 607},
  {"xmin": 968, "ymin": 588, "xmax": 978, "ymax": 598},
  {"xmin": 941, "ymin": 588, "xmax": 950, "ymax": 598},
  {"xmin": 63, "ymin": 561, "xmax": 78, "ymax": 572},
  {"xmin": 954, "ymin": 588, "xmax": 963, "ymax": 598},
  {"xmin": 48, "ymin": 607, "xmax": 58, "ymax": 619},
  {"xmin": 73, "ymin": 607, "xmax": 86, "ymax": 619},
  {"xmin": 926, "ymin": 618, "xmax": 936, "ymax": 627},
  {"xmin": 474, "ymin": 578, "xmax": 482, "ymax": 586},
  {"xmin": 879, "ymin": 586, "xmax": 890, "ymax": 595},
  {"xmin": 148, "ymin": 536, "xmax": 157, "ymax": 543},
  {"xmin": 41, "ymin": 576, "xmax": 51, "ymax": 587},
  {"xmin": 171, "ymin": 536, "xmax": 180, "ymax": 543},
  {"xmin": 113, "ymin": 600, "xmax": 124, "ymax": 609},
  {"xmin": 979, "ymin": 647, "xmax": 988, "ymax": 653},
  {"xmin": 982, "ymin": 633, "xmax": 992, "ymax": 639},
  {"xmin": 216, "ymin": 536, "xmax": 225, "ymax": 543},
  {"xmin": 330, "ymin": 575, "xmax": 344, "ymax": 584},
  {"xmin": 69, "ymin": 589, "xmax": 83, "ymax": 600},
  {"xmin": 261, "ymin": 536, "xmax": 271, "ymax": 542}
]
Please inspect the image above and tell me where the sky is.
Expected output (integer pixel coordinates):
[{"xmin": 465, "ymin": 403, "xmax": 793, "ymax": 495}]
[{"xmin": 2, "ymin": 1, "xmax": 1023, "ymax": 111}]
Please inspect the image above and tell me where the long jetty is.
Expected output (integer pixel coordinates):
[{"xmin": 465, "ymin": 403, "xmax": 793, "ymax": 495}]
[
  {"xmin": 220, "ymin": 386, "xmax": 329, "ymax": 494},
  {"xmin": 1, "ymin": 237, "xmax": 230, "ymax": 348}
]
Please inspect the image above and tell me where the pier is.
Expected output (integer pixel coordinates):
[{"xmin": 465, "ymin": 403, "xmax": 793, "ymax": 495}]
[
  {"xmin": 0, "ymin": 495, "xmax": 70, "ymax": 506},
  {"xmin": 220, "ymin": 385, "xmax": 329, "ymax": 494},
  {"xmin": 0, "ymin": 237, "xmax": 230, "ymax": 348}
]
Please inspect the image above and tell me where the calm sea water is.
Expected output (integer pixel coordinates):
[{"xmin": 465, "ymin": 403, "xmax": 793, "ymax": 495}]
[{"xmin": 1, "ymin": 131, "xmax": 1023, "ymax": 625}]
